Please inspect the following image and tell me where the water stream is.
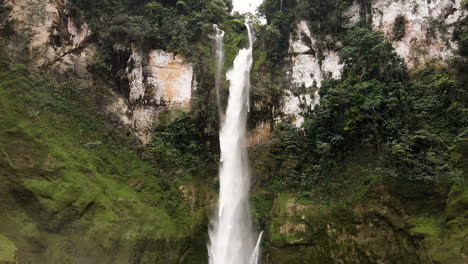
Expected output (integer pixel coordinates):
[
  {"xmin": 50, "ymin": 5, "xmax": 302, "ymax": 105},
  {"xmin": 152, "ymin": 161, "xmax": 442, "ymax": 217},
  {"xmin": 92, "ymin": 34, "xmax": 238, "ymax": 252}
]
[
  {"xmin": 208, "ymin": 23, "xmax": 262, "ymax": 264},
  {"xmin": 213, "ymin": 24, "xmax": 225, "ymax": 118}
]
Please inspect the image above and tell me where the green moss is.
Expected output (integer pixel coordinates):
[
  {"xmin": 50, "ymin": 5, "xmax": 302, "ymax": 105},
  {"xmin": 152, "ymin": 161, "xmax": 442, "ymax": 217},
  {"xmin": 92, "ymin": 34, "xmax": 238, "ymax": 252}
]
[
  {"xmin": 268, "ymin": 193, "xmax": 309, "ymax": 244},
  {"xmin": 404, "ymin": 185, "xmax": 468, "ymax": 264},
  {"xmin": 269, "ymin": 245, "xmax": 331, "ymax": 264},
  {"xmin": 0, "ymin": 234, "xmax": 16, "ymax": 263},
  {"xmin": 446, "ymin": 185, "xmax": 468, "ymax": 220},
  {"xmin": 0, "ymin": 64, "xmax": 209, "ymax": 262},
  {"xmin": 408, "ymin": 217, "xmax": 443, "ymax": 238}
]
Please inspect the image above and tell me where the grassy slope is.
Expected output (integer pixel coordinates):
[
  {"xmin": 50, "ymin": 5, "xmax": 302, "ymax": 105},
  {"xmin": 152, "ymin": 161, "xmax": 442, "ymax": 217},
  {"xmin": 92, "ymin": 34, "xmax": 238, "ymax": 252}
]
[{"xmin": 0, "ymin": 63, "xmax": 208, "ymax": 263}]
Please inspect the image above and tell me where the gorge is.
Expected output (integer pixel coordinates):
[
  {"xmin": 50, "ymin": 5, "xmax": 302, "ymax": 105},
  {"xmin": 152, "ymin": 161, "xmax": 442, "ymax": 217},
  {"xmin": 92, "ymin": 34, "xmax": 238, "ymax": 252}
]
[{"xmin": 0, "ymin": 0, "xmax": 467, "ymax": 263}]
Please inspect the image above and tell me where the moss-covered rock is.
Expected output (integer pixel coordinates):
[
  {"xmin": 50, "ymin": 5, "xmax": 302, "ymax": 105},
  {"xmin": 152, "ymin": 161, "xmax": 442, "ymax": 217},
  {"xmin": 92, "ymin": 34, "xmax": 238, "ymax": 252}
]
[
  {"xmin": 261, "ymin": 182, "xmax": 467, "ymax": 264},
  {"xmin": 0, "ymin": 235, "xmax": 17, "ymax": 264},
  {"xmin": 0, "ymin": 64, "xmax": 211, "ymax": 263}
]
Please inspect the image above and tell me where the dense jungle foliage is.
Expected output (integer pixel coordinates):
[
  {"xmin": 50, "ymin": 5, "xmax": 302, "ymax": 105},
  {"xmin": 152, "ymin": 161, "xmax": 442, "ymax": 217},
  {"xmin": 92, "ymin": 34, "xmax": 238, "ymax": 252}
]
[{"xmin": 252, "ymin": 0, "xmax": 468, "ymax": 198}]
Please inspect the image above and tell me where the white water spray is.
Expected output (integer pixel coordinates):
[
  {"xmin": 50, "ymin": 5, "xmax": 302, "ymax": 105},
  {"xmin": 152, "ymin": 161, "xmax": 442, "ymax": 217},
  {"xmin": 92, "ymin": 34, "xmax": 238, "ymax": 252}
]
[
  {"xmin": 208, "ymin": 23, "xmax": 262, "ymax": 264},
  {"xmin": 213, "ymin": 24, "xmax": 225, "ymax": 118}
]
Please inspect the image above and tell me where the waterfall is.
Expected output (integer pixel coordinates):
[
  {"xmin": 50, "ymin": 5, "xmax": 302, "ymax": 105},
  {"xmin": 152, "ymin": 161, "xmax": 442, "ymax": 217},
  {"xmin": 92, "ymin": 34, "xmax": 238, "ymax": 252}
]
[
  {"xmin": 213, "ymin": 24, "xmax": 225, "ymax": 118},
  {"xmin": 208, "ymin": 23, "xmax": 262, "ymax": 264}
]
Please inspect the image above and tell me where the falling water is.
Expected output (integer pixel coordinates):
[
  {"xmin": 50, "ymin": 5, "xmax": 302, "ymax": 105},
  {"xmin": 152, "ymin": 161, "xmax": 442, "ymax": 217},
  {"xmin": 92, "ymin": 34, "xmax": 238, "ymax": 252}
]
[
  {"xmin": 208, "ymin": 23, "xmax": 262, "ymax": 264},
  {"xmin": 213, "ymin": 24, "xmax": 225, "ymax": 118}
]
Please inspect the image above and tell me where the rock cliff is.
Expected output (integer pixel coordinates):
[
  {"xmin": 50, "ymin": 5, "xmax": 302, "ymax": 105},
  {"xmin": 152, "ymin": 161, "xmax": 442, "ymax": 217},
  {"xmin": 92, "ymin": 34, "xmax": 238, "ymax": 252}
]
[
  {"xmin": 2, "ymin": 0, "xmax": 196, "ymax": 144},
  {"xmin": 4, "ymin": 0, "xmax": 95, "ymax": 82},
  {"xmin": 285, "ymin": 0, "xmax": 467, "ymax": 126},
  {"xmin": 109, "ymin": 47, "xmax": 194, "ymax": 143}
]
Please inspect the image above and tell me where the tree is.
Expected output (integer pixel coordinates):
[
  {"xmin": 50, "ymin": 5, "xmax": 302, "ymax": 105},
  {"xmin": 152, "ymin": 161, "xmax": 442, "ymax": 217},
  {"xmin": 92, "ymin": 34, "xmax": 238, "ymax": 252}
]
[{"xmin": 340, "ymin": 27, "xmax": 407, "ymax": 82}]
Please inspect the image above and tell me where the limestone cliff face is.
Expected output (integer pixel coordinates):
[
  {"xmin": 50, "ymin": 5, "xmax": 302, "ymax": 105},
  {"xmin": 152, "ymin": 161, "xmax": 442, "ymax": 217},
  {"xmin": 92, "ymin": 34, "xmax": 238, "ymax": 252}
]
[
  {"xmin": 371, "ymin": 0, "xmax": 465, "ymax": 68},
  {"xmin": 108, "ymin": 47, "xmax": 195, "ymax": 144},
  {"xmin": 4, "ymin": 0, "xmax": 95, "ymax": 83},
  {"xmin": 4, "ymin": 0, "xmax": 196, "ymax": 144},
  {"xmin": 285, "ymin": 0, "xmax": 467, "ymax": 126}
]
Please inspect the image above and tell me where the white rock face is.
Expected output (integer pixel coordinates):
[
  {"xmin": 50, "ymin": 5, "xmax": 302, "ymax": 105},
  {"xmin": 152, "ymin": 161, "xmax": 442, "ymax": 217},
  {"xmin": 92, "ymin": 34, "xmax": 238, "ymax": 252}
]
[
  {"xmin": 283, "ymin": 90, "xmax": 320, "ymax": 127},
  {"xmin": 111, "ymin": 48, "xmax": 194, "ymax": 143},
  {"xmin": 5, "ymin": 0, "xmax": 194, "ymax": 144},
  {"xmin": 285, "ymin": 0, "xmax": 466, "ymax": 126},
  {"xmin": 371, "ymin": 0, "xmax": 465, "ymax": 68},
  {"xmin": 285, "ymin": 20, "xmax": 341, "ymax": 126},
  {"xmin": 147, "ymin": 50, "xmax": 194, "ymax": 105},
  {"xmin": 127, "ymin": 48, "xmax": 193, "ymax": 106}
]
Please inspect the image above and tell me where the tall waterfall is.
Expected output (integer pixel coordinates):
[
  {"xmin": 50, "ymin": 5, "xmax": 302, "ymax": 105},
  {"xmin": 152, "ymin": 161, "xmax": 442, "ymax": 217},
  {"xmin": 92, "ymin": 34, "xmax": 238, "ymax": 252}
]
[
  {"xmin": 208, "ymin": 23, "xmax": 262, "ymax": 264},
  {"xmin": 213, "ymin": 24, "xmax": 225, "ymax": 118}
]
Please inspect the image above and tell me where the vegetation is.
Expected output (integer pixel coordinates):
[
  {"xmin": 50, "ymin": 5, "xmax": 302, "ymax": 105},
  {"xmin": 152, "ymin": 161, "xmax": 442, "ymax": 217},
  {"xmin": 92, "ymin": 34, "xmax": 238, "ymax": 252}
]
[
  {"xmin": 0, "ymin": 60, "xmax": 210, "ymax": 262},
  {"xmin": 0, "ymin": 234, "xmax": 16, "ymax": 263},
  {"xmin": 392, "ymin": 14, "xmax": 407, "ymax": 41},
  {"xmin": 0, "ymin": 0, "xmax": 466, "ymax": 262},
  {"xmin": 69, "ymin": 0, "xmax": 231, "ymax": 58},
  {"xmin": 253, "ymin": 27, "xmax": 466, "ymax": 198},
  {"xmin": 150, "ymin": 112, "xmax": 218, "ymax": 181}
]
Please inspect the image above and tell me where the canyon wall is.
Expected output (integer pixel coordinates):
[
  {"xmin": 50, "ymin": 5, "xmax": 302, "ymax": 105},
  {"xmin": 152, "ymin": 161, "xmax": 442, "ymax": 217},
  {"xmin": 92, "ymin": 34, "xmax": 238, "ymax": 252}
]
[
  {"xmin": 285, "ymin": 0, "xmax": 467, "ymax": 126},
  {"xmin": 2, "ymin": 0, "xmax": 195, "ymax": 143},
  {"xmin": 109, "ymin": 47, "xmax": 194, "ymax": 143}
]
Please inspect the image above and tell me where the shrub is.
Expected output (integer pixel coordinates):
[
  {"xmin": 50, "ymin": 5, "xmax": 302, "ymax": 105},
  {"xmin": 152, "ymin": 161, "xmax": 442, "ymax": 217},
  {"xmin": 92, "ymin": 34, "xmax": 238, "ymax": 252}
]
[{"xmin": 393, "ymin": 14, "xmax": 406, "ymax": 41}]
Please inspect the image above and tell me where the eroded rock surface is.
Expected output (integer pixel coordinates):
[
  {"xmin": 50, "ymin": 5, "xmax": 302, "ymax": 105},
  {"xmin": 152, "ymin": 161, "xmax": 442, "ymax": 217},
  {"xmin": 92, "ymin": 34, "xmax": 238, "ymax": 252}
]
[
  {"xmin": 265, "ymin": 185, "xmax": 467, "ymax": 264},
  {"xmin": 286, "ymin": 0, "xmax": 467, "ymax": 127},
  {"xmin": 4, "ymin": 0, "xmax": 95, "ymax": 83},
  {"xmin": 108, "ymin": 47, "xmax": 194, "ymax": 143},
  {"xmin": 371, "ymin": 0, "xmax": 465, "ymax": 68}
]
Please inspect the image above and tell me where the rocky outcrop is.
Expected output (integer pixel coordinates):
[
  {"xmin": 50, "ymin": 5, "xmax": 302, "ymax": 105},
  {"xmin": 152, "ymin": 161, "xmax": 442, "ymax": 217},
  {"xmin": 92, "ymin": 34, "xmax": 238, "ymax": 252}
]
[
  {"xmin": 370, "ymin": 0, "xmax": 465, "ymax": 69},
  {"xmin": 4, "ymin": 0, "xmax": 95, "ymax": 83},
  {"xmin": 125, "ymin": 48, "xmax": 193, "ymax": 106},
  {"xmin": 282, "ymin": 90, "xmax": 320, "ymax": 127},
  {"xmin": 285, "ymin": 0, "xmax": 467, "ymax": 126},
  {"xmin": 108, "ymin": 47, "xmax": 195, "ymax": 143},
  {"xmin": 285, "ymin": 20, "xmax": 342, "ymax": 126},
  {"xmin": 288, "ymin": 21, "xmax": 343, "ymax": 89},
  {"xmin": 265, "ymin": 184, "xmax": 467, "ymax": 264},
  {"xmin": 3, "ymin": 0, "xmax": 196, "ymax": 144}
]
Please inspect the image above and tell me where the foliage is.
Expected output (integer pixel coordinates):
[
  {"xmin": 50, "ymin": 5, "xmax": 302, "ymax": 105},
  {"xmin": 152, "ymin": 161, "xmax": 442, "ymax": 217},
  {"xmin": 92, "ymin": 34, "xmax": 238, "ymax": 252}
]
[
  {"xmin": 295, "ymin": 0, "xmax": 354, "ymax": 35},
  {"xmin": 258, "ymin": 0, "xmax": 295, "ymax": 61},
  {"xmin": 340, "ymin": 27, "xmax": 407, "ymax": 82},
  {"xmin": 0, "ymin": 0, "xmax": 14, "ymax": 37},
  {"xmin": 454, "ymin": 17, "xmax": 468, "ymax": 57},
  {"xmin": 306, "ymin": 64, "xmax": 465, "ymax": 184},
  {"xmin": 70, "ymin": 0, "xmax": 231, "ymax": 58},
  {"xmin": 253, "ymin": 27, "xmax": 466, "ymax": 195},
  {"xmin": 0, "ymin": 19, "xmax": 15, "ymax": 38},
  {"xmin": 265, "ymin": 123, "xmax": 305, "ymax": 190},
  {"xmin": 393, "ymin": 14, "xmax": 406, "ymax": 41},
  {"xmin": 150, "ymin": 112, "xmax": 218, "ymax": 182},
  {"xmin": 457, "ymin": 28, "xmax": 468, "ymax": 57},
  {"xmin": 0, "ymin": 59, "xmax": 211, "ymax": 262},
  {"xmin": 0, "ymin": 0, "xmax": 8, "ymax": 18},
  {"xmin": 0, "ymin": 235, "xmax": 16, "ymax": 263}
]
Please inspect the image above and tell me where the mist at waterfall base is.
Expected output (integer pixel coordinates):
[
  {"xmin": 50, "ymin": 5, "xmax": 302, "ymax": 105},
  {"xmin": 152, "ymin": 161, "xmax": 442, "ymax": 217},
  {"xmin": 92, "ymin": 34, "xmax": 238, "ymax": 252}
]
[{"xmin": 208, "ymin": 24, "xmax": 263, "ymax": 264}]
